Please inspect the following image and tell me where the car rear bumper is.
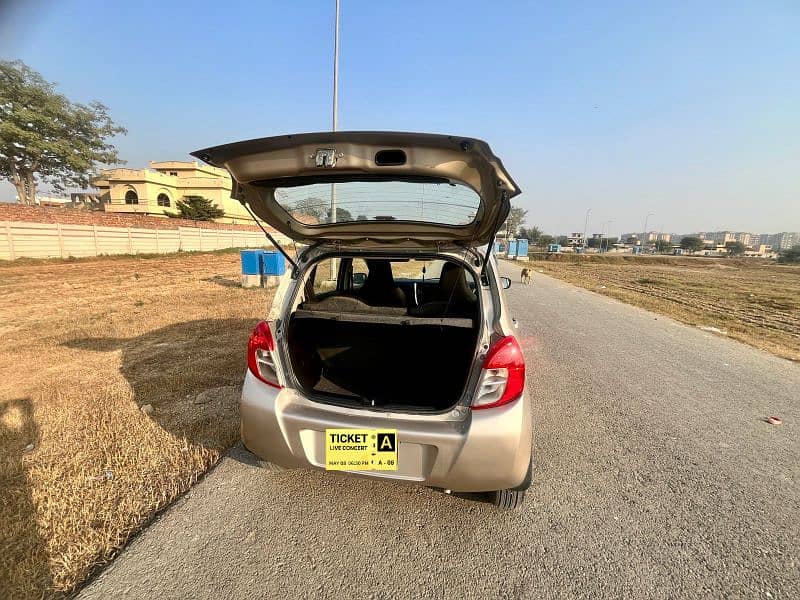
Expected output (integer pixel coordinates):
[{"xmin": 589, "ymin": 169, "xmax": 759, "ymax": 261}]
[{"xmin": 240, "ymin": 371, "xmax": 532, "ymax": 492}]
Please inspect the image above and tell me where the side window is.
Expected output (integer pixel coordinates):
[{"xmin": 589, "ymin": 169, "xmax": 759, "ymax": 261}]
[
  {"xmin": 312, "ymin": 258, "xmax": 339, "ymax": 297},
  {"xmin": 352, "ymin": 258, "xmax": 368, "ymax": 289}
]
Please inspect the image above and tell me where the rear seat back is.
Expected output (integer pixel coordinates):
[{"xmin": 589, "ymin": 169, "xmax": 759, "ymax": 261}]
[
  {"xmin": 356, "ymin": 260, "xmax": 407, "ymax": 308},
  {"xmin": 409, "ymin": 262, "xmax": 478, "ymax": 318}
]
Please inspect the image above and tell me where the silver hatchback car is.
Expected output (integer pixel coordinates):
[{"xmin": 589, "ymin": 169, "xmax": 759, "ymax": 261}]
[{"xmin": 193, "ymin": 132, "xmax": 532, "ymax": 508}]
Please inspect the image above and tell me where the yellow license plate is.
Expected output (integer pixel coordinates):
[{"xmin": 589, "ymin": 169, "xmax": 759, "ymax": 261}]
[{"xmin": 325, "ymin": 428, "xmax": 398, "ymax": 471}]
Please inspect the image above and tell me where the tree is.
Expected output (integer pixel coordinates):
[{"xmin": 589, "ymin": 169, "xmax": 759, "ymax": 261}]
[
  {"xmin": 0, "ymin": 60, "xmax": 126, "ymax": 205},
  {"xmin": 725, "ymin": 241, "xmax": 746, "ymax": 256},
  {"xmin": 654, "ymin": 239, "xmax": 673, "ymax": 253},
  {"xmin": 539, "ymin": 234, "xmax": 555, "ymax": 247},
  {"xmin": 291, "ymin": 196, "xmax": 326, "ymax": 222},
  {"xmin": 518, "ymin": 225, "xmax": 541, "ymax": 243},
  {"xmin": 778, "ymin": 245, "xmax": 800, "ymax": 264},
  {"xmin": 326, "ymin": 207, "xmax": 353, "ymax": 222},
  {"xmin": 557, "ymin": 235, "xmax": 569, "ymax": 246},
  {"xmin": 167, "ymin": 195, "xmax": 225, "ymax": 221},
  {"xmin": 680, "ymin": 236, "xmax": 705, "ymax": 254},
  {"xmin": 587, "ymin": 237, "xmax": 602, "ymax": 248},
  {"xmin": 503, "ymin": 206, "xmax": 528, "ymax": 238}
]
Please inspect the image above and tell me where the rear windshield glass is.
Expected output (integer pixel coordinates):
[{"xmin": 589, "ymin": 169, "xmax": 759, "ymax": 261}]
[
  {"xmin": 350, "ymin": 258, "xmax": 447, "ymax": 282},
  {"xmin": 275, "ymin": 181, "xmax": 480, "ymax": 225},
  {"xmin": 310, "ymin": 258, "xmax": 475, "ymax": 297}
]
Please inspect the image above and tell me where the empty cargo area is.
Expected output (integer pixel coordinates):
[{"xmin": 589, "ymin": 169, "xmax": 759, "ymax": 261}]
[
  {"xmin": 287, "ymin": 314, "xmax": 478, "ymax": 411},
  {"xmin": 284, "ymin": 256, "xmax": 483, "ymax": 411}
]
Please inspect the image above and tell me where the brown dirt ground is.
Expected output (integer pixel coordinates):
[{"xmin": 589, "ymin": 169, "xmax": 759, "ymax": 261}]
[
  {"xmin": 519, "ymin": 254, "xmax": 800, "ymax": 362},
  {"xmin": 0, "ymin": 251, "xmax": 273, "ymax": 598}
]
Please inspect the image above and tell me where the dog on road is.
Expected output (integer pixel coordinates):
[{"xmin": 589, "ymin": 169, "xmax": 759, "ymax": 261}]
[{"xmin": 520, "ymin": 267, "xmax": 531, "ymax": 285}]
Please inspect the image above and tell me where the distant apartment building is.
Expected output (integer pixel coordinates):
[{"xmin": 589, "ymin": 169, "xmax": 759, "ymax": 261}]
[
  {"xmin": 701, "ymin": 231, "xmax": 738, "ymax": 245},
  {"xmin": 680, "ymin": 231, "xmax": 797, "ymax": 252},
  {"xmin": 620, "ymin": 231, "xmax": 671, "ymax": 245},
  {"xmin": 91, "ymin": 161, "xmax": 254, "ymax": 225},
  {"xmin": 697, "ymin": 231, "xmax": 789, "ymax": 248},
  {"xmin": 763, "ymin": 231, "xmax": 800, "ymax": 250}
]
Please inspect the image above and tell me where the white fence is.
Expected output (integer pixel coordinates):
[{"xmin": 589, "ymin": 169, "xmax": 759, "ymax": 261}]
[{"xmin": 0, "ymin": 221, "xmax": 291, "ymax": 260}]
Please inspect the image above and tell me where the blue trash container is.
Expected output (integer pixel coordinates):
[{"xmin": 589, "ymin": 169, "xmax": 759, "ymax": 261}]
[
  {"xmin": 261, "ymin": 251, "xmax": 286, "ymax": 276},
  {"xmin": 517, "ymin": 239, "xmax": 529, "ymax": 256},
  {"xmin": 508, "ymin": 239, "xmax": 518, "ymax": 258},
  {"xmin": 240, "ymin": 250, "xmax": 263, "ymax": 275}
]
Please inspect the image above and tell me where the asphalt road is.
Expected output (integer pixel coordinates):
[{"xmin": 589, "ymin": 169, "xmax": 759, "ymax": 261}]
[{"xmin": 78, "ymin": 264, "xmax": 799, "ymax": 599}]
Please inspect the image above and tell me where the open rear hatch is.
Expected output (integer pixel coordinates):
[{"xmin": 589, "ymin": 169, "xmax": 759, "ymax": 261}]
[{"xmin": 191, "ymin": 131, "xmax": 520, "ymax": 248}]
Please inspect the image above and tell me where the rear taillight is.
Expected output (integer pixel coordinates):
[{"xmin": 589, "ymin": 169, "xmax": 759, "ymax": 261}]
[
  {"xmin": 247, "ymin": 321, "xmax": 282, "ymax": 388},
  {"xmin": 472, "ymin": 336, "xmax": 525, "ymax": 410}
]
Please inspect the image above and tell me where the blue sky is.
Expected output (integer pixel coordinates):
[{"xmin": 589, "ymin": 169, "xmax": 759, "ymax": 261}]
[{"xmin": 1, "ymin": 0, "xmax": 798, "ymax": 235}]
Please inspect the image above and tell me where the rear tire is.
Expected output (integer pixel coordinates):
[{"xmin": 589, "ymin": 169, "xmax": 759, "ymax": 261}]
[
  {"xmin": 492, "ymin": 489, "xmax": 525, "ymax": 510},
  {"xmin": 491, "ymin": 459, "xmax": 532, "ymax": 509}
]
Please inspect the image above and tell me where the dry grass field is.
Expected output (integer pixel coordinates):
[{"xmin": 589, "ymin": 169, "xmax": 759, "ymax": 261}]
[
  {"xmin": 520, "ymin": 254, "xmax": 800, "ymax": 362},
  {"xmin": 0, "ymin": 250, "xmax": 273, "ymax": 598}
]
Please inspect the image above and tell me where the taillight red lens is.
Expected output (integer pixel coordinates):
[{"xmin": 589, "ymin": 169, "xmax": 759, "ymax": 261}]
[
  {"xmin": 472, "ymin": 336, "xmax": 525, "ymax": 410},
  {"xmin": 247, "ymin": 321, "xmax": 282, "ymax": 388}
]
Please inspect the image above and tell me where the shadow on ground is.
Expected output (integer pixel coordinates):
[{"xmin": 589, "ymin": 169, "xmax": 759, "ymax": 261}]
[
  {"xmin": 0, "ymin": 397, "xmax": 52, "ymax": 597},
  {"xmin": 202, "ymin": 275, "xmax": 241, "ymax": 289},
  {"xmin": 64, "ymin": 318, "xmax": 256, "ymax": 450}
]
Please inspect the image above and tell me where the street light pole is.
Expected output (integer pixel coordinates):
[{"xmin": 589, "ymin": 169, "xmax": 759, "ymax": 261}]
[
  {"xmin": 597, "ymin": 223, "xmax": 603, "ymax": 254},
  {"xmin": 642, "ymin": 211, "xmax": 655, "ymax": 254},
  {"xmin": 329, "ymin": 0, "xmax": 340, "ymax": 280},
  {"xmin": 582, "ymin": 208, "xmax": 591, "ymax": 252},
  {"xmin": 330, "ymin": 0, "xmax": 340, "ymax": 225},
  {"xmin": 600, "ymin": 219, "xmax": 614, "ymax": 253}
]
